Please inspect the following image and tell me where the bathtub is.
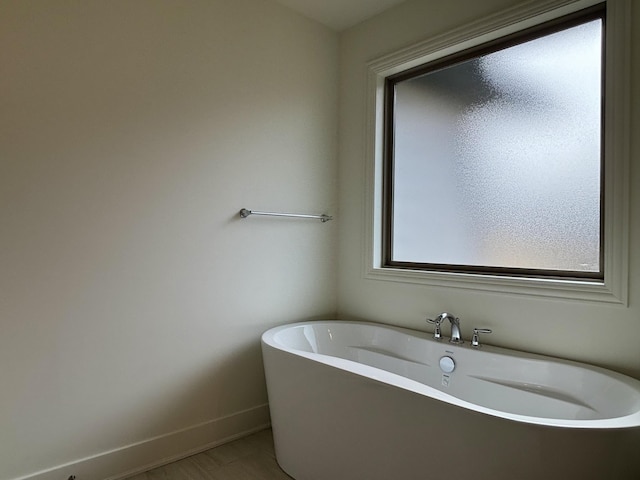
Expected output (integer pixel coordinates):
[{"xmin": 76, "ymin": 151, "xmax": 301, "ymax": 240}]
[{"xmin": 261, "ymin": 320, "xmax": 640, "ymax": 480}]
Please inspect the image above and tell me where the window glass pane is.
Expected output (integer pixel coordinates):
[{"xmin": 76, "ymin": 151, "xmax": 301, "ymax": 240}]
[{"xmin": 392, "ymin": 19, "xmax": 602, "ymax": 273}]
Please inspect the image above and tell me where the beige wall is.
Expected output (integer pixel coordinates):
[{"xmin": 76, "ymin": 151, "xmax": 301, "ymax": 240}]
[
  {"xmin": 337, "ymin": 0, "xmax": 640, "ymax": 376},
  {"xmin": 0, "ymin": 1, "xmax": 338, "ymax": 479}
]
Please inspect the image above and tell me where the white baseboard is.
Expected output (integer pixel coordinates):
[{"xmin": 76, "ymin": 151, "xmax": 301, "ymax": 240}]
[{"xmin": 13, "ymin": 404, "xmax": 271, "ymax": 480}]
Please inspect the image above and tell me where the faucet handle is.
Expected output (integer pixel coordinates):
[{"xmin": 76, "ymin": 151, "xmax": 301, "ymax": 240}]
[
  {"xmin": 471, "ymin": 328, "xmax": 492, "ymax": 348},
  {"xmin": 426, "ymin": 317, "xmax": 443, "ymax": 340}
]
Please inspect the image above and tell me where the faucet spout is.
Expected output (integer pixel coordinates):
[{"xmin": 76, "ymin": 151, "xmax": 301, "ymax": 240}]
[{"xmin": 434, "ymin": 312, "xmax": 464, "ymax": 344}]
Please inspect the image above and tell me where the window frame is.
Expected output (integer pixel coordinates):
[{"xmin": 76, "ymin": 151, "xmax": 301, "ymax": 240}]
[
  {"xmin": 383, "ymin": 5, "xmax": 605, "ymax": 282},
  {"xmin": 363, "ymin": 0, "xmax": 630, "ymax": 304}
]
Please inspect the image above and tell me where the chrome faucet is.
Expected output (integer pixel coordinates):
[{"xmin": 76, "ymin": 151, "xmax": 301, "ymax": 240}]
[{"xmin": 427, "ymin": 312, "xmax": 464, "ymax": 344}]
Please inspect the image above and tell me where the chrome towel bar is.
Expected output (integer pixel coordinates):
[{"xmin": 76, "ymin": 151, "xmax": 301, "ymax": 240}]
[{"xmin": 239, "ymin": 208, "xmax": 332, "ymax": 223}]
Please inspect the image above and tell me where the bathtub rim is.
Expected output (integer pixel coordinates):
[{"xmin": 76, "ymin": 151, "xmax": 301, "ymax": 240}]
[{"xmin": 262, "ymin": 319, "xmax": 640, "ymax": 430}]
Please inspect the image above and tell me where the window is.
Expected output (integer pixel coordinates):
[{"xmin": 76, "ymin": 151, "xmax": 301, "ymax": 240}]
[
  {"xmin": 365, "ymin": 0, "xmax": 630, "ymax": 303},
  {"xmin": 384, "ymin": 7, "xmax": 603, "ymax": 281}
]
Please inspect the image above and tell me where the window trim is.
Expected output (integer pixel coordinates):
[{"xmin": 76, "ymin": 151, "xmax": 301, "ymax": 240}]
[{"xmin": 363, "ymin": 0, "xmax": 630, "ymax": 304}]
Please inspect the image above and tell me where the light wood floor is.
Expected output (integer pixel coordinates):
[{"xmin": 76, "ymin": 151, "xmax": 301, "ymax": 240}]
[{"xmin": 126, "ymin": 429, "xmax": 293, "ymax": 480}]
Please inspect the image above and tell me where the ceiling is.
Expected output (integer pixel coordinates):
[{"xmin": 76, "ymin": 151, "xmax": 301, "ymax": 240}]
[{"xmin": 272, "ymin": 0, "xmax": 408, "ymax": 31}]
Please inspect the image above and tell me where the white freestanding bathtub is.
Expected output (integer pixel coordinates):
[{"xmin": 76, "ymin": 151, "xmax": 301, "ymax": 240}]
[{"xmin": 262, "ymin": 321, "xmax": 640, "ymax": 480}]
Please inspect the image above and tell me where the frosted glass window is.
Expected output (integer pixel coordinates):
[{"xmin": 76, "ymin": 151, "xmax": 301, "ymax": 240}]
[{"xmin": 386, "ymin": 14, "xmax": 603, "ymax": 278}]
